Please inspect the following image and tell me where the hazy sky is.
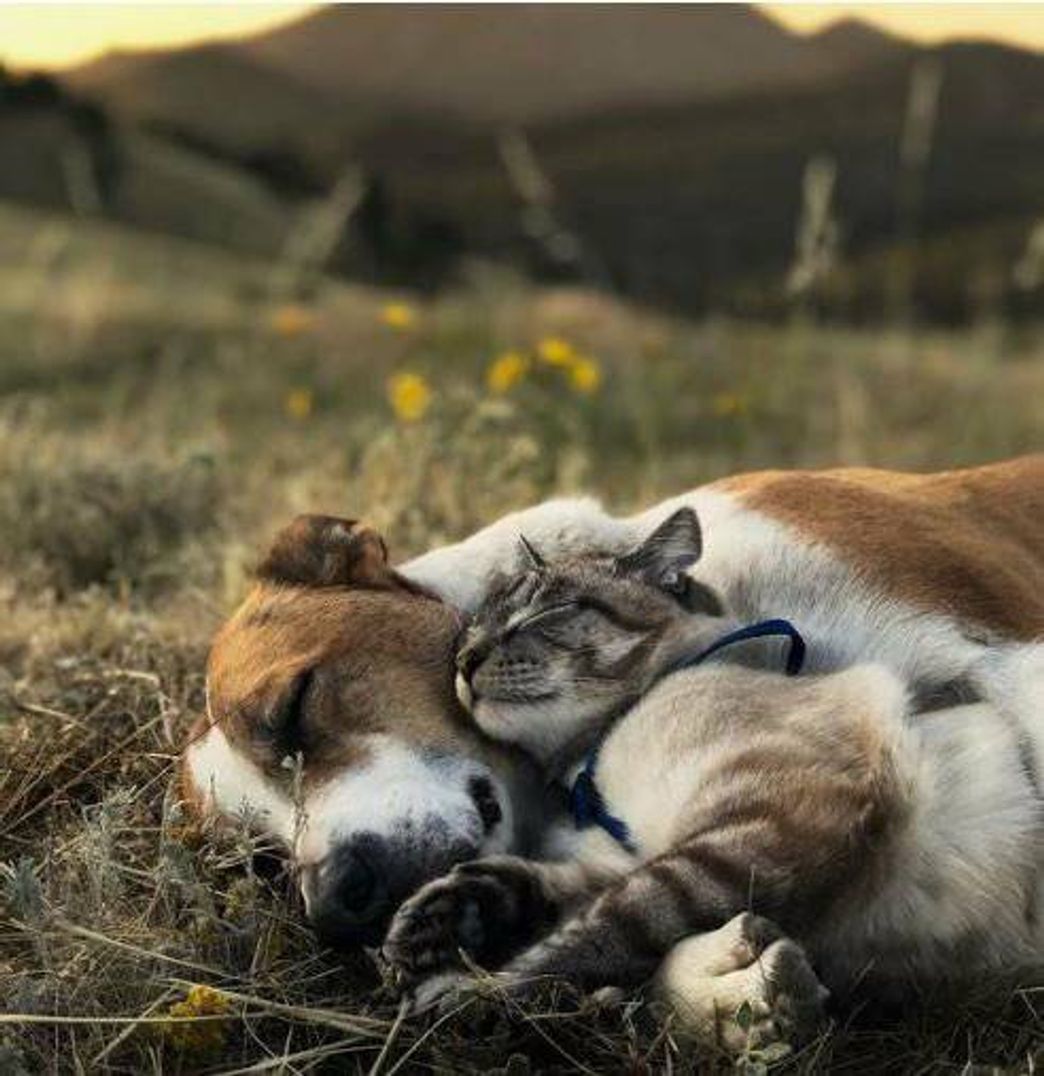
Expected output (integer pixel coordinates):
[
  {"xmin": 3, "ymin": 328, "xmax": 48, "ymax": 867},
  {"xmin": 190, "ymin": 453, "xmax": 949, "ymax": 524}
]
[
  {"xmin": 764, "ymin": 4, "xmax": 1044, "ymax": 49},
  {"xmin": 0, "ymin": 4, "xmax": 310, "ymax": 68},
  {"xmin": 1, "ymin": 3, "xmax": 1043, "ymax": 70}
]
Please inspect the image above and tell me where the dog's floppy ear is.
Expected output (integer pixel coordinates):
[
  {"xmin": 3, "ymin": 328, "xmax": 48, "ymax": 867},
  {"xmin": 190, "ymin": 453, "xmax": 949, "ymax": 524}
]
[{"xmin": 256, "ymin": 514, "xmax": 389, "ymax": 588}]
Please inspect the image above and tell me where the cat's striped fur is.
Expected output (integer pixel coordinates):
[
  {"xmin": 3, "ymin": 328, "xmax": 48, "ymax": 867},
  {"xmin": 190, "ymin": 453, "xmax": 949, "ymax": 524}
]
[
  {"xmin": 384, "ymin": 507, "xmax": 1043, "ymax": 1040},
  {"xmin": 188, "ymin": 457, "xmax": 1043, "ymax": 1050}
]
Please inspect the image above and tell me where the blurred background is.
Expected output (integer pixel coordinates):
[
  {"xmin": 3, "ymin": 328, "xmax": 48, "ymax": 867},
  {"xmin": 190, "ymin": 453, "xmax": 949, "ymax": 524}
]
[
  {"xmin": 1, "ymin": 9, "xmax": 1043, "ymax": 1070},
  {"xmin": 1, "ymin": 2, "xmax": 1043, "ymax": 579}
]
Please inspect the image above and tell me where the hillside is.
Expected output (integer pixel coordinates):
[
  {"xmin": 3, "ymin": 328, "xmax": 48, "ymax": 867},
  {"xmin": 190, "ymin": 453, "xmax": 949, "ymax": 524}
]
[
  {"xmin": 2, "ymin": 196, "xmax": 1042, "ymax": 1073},
  {"xmin": 339, "ymin": 41, "xmax": 1044, "ymax": 319},
  {"xmin": 0, "ymin": 67, "xmax": 293, "ymax": 256},
  {"xmin": 35, "ymin": 9, "xmax": 1044, "ymax": 321},
  {"xmin": 67, "ymin": 43, "xmax": 359, "ymax": 177}
]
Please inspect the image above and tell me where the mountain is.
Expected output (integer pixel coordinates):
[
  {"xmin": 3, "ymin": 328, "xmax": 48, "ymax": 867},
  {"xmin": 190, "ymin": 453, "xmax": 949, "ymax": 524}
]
[
  {"xmin": 41, "ymin": 10, "xmax": 1044, "ymax": 321},
  {"xmin": 58, "ymin": 6, "xmax": 917, "ymax": 178},
  {"xmin": 67, "ymin": 43, "xmax": 358, "ymax": 173},
  {"xmin": 244, "ymin": 4, "xmax": 907, "ymax": 123},
  {"xmin": 807, "ymin": 18, "xmax": 909, "ymax": 68},
  {"xmin": 69, "ymin": 5, "xmax": 908, "ymax": 132}
]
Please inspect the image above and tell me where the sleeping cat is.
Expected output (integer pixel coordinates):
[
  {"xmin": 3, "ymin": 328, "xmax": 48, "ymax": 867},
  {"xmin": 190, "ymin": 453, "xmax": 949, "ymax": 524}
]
[{"xmin": 383, "ymin": 508, "xmax": 1042, "ymax": 1049}]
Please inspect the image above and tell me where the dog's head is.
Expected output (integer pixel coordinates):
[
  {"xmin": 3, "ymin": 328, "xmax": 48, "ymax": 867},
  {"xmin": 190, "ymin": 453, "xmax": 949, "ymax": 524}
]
[{"xmin": 181, "ymin": 515, "xmax": 531, "ymax": 948}]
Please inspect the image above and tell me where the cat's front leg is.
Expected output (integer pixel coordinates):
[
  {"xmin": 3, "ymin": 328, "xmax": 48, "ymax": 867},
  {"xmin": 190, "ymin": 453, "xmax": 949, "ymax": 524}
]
[
  {"xmin": 490, "ymin": 909, "xmax": 826, "ymax": 1054},
  {"xmin": 382, "ymin": 855, "xmax": 618, "ymax": 983},
  {"xmin": 408, "ymin": 911, "xmax": 826, "ymax": 1056}
]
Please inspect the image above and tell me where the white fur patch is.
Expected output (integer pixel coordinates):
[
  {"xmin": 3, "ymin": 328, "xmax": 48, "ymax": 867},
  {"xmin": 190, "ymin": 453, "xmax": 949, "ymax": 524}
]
[
  {"xmin": 971, "ymin": 642, "xmax": 1044, "ymax": 781},
  {"xmin": 403, "ymin": 489, "xmax": 987, "ymax": 690},
  {"xmin": 455, "ymin": 671, "xmax": 473, "ymax": 711},
  {"xmin": 295, "ymin": 735, "xmax": 515, "ymax": 865},
  {"xmin": 637, "ymin": 489, "xmax": 986, "ymax": 686},
  {"xmin": 185, "ymin": 724, "xmax": 296, "ymax": 843},
  {"xmin": 402, "ymin": 497, "xmax": 635, "ymax": 611},
  {"xmin": 811, "ymin": 694, "xmax": 1043, "ymax": 983}
]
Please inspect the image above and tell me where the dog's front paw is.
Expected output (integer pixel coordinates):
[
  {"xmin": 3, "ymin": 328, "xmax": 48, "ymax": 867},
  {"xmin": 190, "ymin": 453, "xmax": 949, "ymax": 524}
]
[{"xmin": 382, "ymin": 858, "xmax": 538, "ymax": 983}]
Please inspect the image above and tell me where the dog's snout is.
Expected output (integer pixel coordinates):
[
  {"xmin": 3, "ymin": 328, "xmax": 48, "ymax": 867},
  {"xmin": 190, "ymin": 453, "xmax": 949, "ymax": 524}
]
[
  {"xmin": 307, "ymin": 837, "xmax": 391, "ymax": 948},
  {"xmin": 303, "ymin": 818, "xmax": 486, "ymax": 950},
  {"xmin": 331, "ymin": 846, "xmax": 380, "ymax": 917}
]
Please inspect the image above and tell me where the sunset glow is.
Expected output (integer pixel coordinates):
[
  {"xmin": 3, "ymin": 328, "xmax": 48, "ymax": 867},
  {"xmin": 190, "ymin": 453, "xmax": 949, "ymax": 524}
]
[
  {"xmin": 765, "ymin": 4, "xmax": 1044, "ymax": 51},
  {"xmin": 0, "ymin": 3, "xmax": 1042, "ymax": 72},
  {"xmin": 0, "ymin": 4, "xmax": 313, "ymax": 69}
]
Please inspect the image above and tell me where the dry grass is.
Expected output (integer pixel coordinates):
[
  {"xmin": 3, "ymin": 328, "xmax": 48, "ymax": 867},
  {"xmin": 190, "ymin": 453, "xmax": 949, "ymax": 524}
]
[{"xmin": 1, "ymin": 209, "xmax": 1042, "ymax": 1073}]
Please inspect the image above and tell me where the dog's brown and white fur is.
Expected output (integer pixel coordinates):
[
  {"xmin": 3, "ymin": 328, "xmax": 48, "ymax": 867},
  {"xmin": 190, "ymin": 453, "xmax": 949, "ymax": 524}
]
[{"xmin": 182, "ymin": 457, "xmax": 1043, "ymax": 1041}]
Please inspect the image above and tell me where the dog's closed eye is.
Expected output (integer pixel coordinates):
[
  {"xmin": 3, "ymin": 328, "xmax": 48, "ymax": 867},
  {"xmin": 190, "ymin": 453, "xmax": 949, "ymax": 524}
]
[{"xmin": 261, "ymin": 667, "xmax": 314, "ymax": 757}]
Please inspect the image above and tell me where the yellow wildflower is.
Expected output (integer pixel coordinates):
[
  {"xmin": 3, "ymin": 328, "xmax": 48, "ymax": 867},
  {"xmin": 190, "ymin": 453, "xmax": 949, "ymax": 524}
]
[
  {"xmin": 712, "ymin": 392, "xmax": 748, "ymax": 417},
  {"xmin": 161, "ymin": 984, "xmax": 232, "ymax": 1055},
  {"xmin": 284, "ymin": 387, "xmax": 314, "ymax": 421},
  {"xmin": 537, "ymin": 336, "xmax": 576, "ymax": 367},
  {"xmin": 380, "ymin": 302, "xmax": 417, "ymax": 330},
  {"xmin": 486, "ymin": 350, "xmax": 529, "ymax": 395},
  {"xmin": 387, "ymin": 372, "xmax": 432, "ymax": 423},
  {"xmin": 568, "ymin": 356, "xmax": 603, "ymax": 395},
  {"xmin": 270, "ymin": 303, "xmax": 314, "ymax": 338}
]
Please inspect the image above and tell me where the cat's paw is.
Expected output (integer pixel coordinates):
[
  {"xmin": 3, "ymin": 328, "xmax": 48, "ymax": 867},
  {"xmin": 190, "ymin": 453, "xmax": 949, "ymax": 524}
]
[
  {"xmin": 409, "ymin": 971, "xmax": 481, "ymax": 1014},
  {"xmin": 410, "ymin": 966, "xmax": 572, "ymax": 1023},
  {"xmin": 655, "ymin": 913, "xmax": 828, "ymax": 1056},
  {"xmin": 382, "ymin": 857, "xmax": 540, "ymax": 983}
]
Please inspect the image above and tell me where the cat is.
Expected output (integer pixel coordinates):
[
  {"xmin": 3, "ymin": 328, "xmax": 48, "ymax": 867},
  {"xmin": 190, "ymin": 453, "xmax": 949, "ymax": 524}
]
[{"xmin": 383, "ymin": 507, "xmax": 1043, "ymax": 1048}]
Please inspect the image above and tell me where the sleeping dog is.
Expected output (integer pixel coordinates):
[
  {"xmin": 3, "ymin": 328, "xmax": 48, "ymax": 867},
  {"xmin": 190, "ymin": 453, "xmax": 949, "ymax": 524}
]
[{"xmin": 182, "ymin": 457, "xmax": 1043, "ymax": 1033}]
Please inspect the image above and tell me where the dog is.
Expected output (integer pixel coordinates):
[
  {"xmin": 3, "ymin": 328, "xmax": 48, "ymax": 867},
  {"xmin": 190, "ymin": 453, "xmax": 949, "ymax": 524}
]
[{"xmin": 182, "ymin": 456, "xmax": 1043, "ymax": 956}]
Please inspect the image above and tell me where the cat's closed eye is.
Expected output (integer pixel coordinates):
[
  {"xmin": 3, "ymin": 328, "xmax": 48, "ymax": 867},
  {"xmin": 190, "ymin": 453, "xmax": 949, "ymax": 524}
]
[
  {"xmin": 525, "ymin": 605, "xmax": 614, "ymax": 649},
  {"xmin": 515, "ymin": 601, "xmax": 580, "ymax": 632}
]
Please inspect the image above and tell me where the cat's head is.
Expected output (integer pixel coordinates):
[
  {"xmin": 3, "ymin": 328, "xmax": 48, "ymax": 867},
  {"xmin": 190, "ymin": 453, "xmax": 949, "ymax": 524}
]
[{"xmin": 455, "ymin": 507, "xmax": 727, "ymax": 768}]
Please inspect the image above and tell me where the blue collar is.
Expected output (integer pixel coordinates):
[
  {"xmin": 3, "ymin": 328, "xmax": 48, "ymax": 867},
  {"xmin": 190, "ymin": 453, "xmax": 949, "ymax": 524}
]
[{"xmin": 567, "ymin": 618, "xmax": 806, "ymax": 855}]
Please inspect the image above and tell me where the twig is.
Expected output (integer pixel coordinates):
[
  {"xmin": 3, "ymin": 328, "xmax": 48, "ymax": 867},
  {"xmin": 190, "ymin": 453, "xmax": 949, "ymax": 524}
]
[
  {"xmin": 91, "ymin": 987, "xmax": 177, "ymax": 1067},
  {"xmin": 48, "ymin": 918, "xmax": 235, "ymax": 981},
  {"xmin": 383, "ymin": 997, "xmax": 475, "ymax": 1076},
  {"xmin": 1, "ymin": 1014, "xmax": 235, "ymax": 1026},
  {"xmin": 366, "ymin": 997, "xmax": 409, "ymax": 1076},
  {"xmin": 166, "ymin": 977, "xmax": 389, "ymax": 1039},
  {"xmin": 3, "ymin": 710, "xmax": 168, "ymax": 835},
  {"xmin": 213, "ymin": 1038, "xmax": 370, "ymax": 1076}
]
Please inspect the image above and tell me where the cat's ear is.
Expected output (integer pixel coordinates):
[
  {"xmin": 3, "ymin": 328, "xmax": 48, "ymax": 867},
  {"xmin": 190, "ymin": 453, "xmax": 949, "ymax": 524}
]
[
  {"xmin": 517, "ymin": 533, "xmax": 546, "ymax": 571},
  {"xmin": 616, "ymin": 507, "xmax": 702, "ymax": 587}
]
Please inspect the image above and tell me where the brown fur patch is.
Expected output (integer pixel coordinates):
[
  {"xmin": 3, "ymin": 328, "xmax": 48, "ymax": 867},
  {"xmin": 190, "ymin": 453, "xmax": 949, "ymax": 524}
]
[
  {"xmin": 206, "ymin": 581, "xmax": 468, "ymax": 789},
  {"xmin": 183, "ymin": 517, "xmax": 498, "ymax": 812},
  {"xmin": 716, "ymin": 455, "xmax": 1044, "ymax": 640}
]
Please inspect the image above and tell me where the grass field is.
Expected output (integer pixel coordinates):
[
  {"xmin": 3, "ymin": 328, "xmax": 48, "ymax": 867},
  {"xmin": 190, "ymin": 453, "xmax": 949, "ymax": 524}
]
[{"xmin": 1, "ymin": 205, "xmax": 1042, "ymax": 1074}]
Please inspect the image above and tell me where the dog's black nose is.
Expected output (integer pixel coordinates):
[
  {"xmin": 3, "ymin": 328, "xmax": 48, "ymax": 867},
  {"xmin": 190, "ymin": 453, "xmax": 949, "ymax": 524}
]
[
  {"xmin": 304, "ymin": 825, "xmax": 482, "ymax": 950},
  {"xmin": 307, "ymin": 837, "xmax": 391, "ymax": 948},
  {"xmin": 332, "ymin": 847, "xmax": 379, "ymax": 916}
]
